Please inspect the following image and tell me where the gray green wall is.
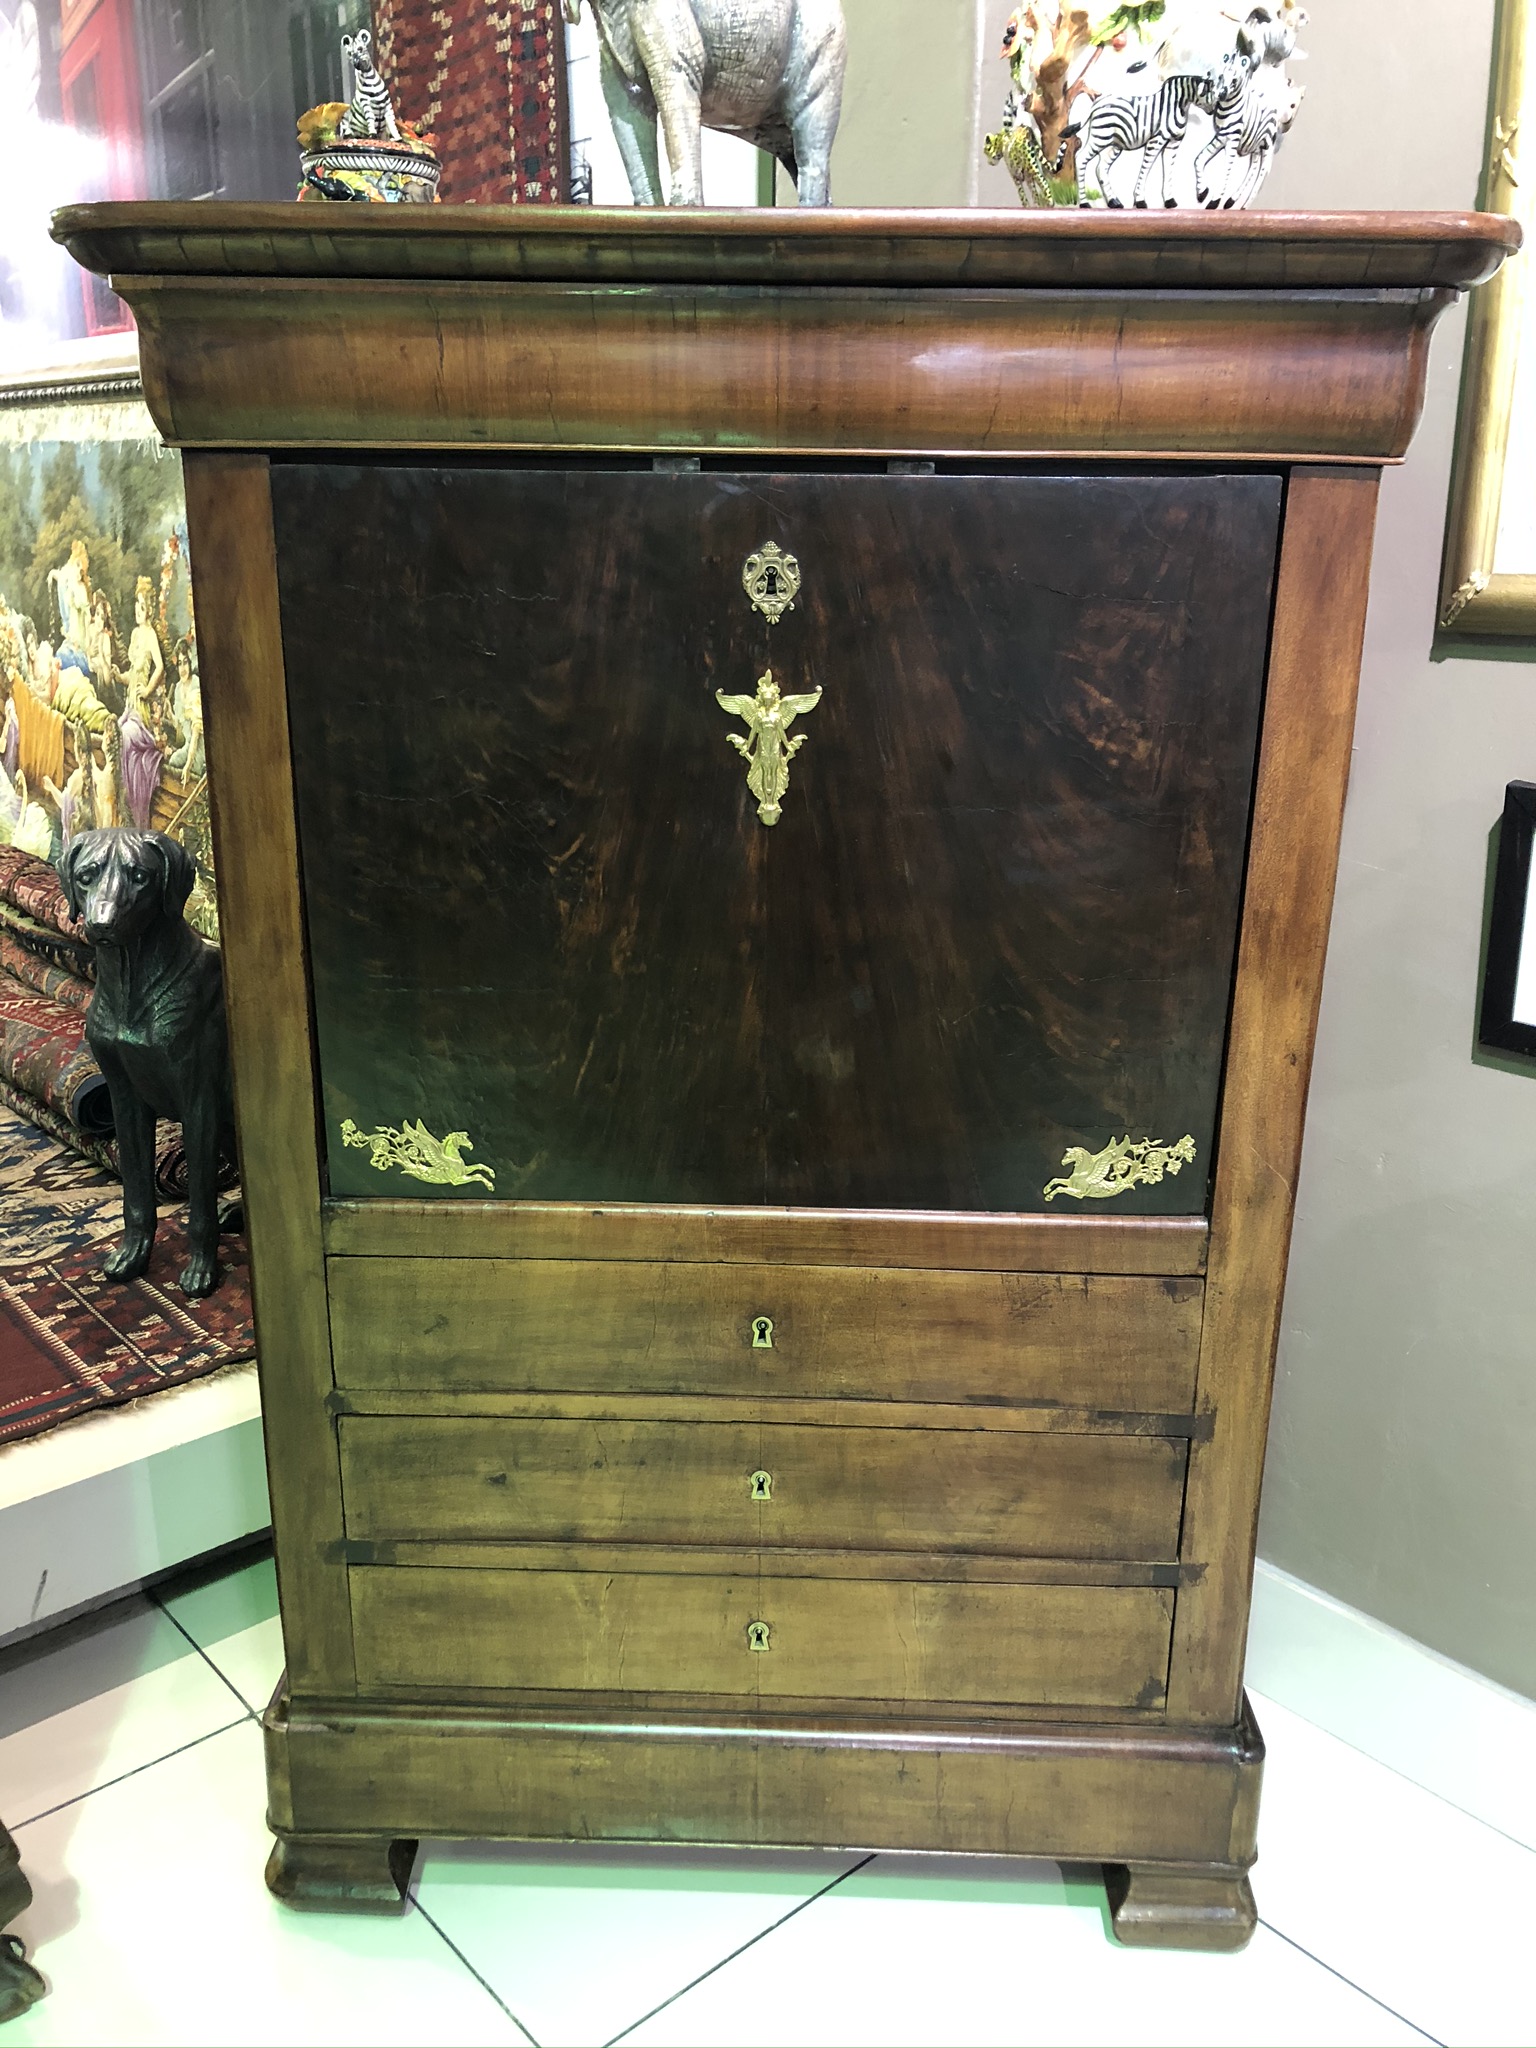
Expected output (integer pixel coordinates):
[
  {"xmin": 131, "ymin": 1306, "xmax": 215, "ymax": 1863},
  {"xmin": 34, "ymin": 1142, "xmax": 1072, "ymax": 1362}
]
[
  {"xmin": 825, "ymin": 0, "xmax": 1536, "ymax": 1698},
  {"xmin": 1245, "ymin": 0, "xmax": 1536, "ymax": 1702}
]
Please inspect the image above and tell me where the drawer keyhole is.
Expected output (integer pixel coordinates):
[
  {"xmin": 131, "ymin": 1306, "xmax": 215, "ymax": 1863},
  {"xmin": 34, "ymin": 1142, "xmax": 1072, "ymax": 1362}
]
[
  {"xmin": 751, "ymin": 1316, "xmax": 775, "ymax": 1349},
  {"xmin": 746, "ymin": 1620, "xmax": 772, "ymax": 1653},
  {"xmin": 750, "ymin": 1469, "xmax": 773, "ymax": 1502}
]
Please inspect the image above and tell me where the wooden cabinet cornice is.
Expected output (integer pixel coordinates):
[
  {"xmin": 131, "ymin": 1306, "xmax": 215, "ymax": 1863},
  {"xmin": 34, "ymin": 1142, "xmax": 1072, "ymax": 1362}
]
[
  {"xmin": 55, "ymin": 204, "xmax": 1515, "ymax": 460},
  {"xmin": 56, "ymin": 202, "xmax": 1514, "ymax": 1948}
]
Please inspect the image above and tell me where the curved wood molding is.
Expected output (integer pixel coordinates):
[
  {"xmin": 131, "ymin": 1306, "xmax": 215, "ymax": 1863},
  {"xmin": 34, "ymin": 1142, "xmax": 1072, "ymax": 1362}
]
[
  {"xmin": 51, "ymin": 203, "xmax": 1518, "ymax": 291},
  {"xmin": 52, "ymin": 205, "xmax": 1519, "ymax": 462}
]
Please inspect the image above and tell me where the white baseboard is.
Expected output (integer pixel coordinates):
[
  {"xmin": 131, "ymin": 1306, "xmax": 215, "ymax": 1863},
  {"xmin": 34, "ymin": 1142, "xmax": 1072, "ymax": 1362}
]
[
  {"xmin": 0, "ymin": 1364, "xmax": 269, "ymax": 1643},
  {"xmin": 1246, "ymin": 1557, "xmax": 1536, "ymax": 1851}
]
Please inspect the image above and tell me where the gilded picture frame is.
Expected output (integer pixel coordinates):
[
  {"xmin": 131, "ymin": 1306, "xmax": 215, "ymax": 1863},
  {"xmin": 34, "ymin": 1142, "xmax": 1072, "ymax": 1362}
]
[{"xmin": 1441, "ymin": 0, "xmax": 1536, "ymax": 636}]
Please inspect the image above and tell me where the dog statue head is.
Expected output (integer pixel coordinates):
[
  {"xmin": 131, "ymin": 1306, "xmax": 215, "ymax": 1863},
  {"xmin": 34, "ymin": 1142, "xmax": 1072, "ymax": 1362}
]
[{"xmin": 58, "ymin": 827, "xmax": 198, "ymax": 947}]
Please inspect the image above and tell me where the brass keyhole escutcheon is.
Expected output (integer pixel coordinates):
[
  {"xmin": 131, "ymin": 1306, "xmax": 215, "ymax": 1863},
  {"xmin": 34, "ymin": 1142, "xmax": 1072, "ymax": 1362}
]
[
  {"xmin": 750, "ymin": 1470, "xmax": 773, "ymax": 1502},
  {"xmin": 746, "ymin": 1620, "xmax": 772, "ymax": 1653},
  {"xmin": 751, "ymin": 1316, "xmax": 775, "ymax": 1350}
]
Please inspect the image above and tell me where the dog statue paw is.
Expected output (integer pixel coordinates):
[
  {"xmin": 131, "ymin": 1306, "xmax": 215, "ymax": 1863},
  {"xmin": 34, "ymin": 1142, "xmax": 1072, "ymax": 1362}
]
[
  {"xmin": 58, "ymin": 828, "xmax": 236, "ymax": 1298},
  {"xmin": 178, "ymin": 1251, "xmax": 219, "ymax": 1299},
  {"xmin": 103, "ymin": 1235, "xmax": 154, "ymax": 1282}
]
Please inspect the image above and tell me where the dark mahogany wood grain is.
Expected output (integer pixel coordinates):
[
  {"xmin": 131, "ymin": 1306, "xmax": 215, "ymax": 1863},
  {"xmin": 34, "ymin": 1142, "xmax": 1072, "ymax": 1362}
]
[{"xmin": 277, "ymin": 465, "xmax": 1277, "ymax": 1214}]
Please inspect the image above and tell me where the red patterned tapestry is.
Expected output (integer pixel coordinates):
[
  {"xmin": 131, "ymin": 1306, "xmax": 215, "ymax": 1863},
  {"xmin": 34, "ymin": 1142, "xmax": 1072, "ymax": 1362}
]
[
  {"xmin": 0, "ymin": 1103, "xmax": 254, "ymax": 1444},
  {"xmin": 374, "ymin": 0, "xmax": 570, "ymax": 204},
  {"xmin": 0, "ymin": 966, "xmax": 112, "ymax": 1133},
  {"xmin": 0, "ymin": 1223, "xmax": 255, "ymax": 1443},
  {"xmin": 0, "ymin": 930, "xmax": 92, "ymax": 1012},
  {"xmin": 0, "ymin": 903, "xmax": 94, "ymax": 980},
  {"xmin": 0, "ymin": 849, "xmax": 79, "ymax": 942}
]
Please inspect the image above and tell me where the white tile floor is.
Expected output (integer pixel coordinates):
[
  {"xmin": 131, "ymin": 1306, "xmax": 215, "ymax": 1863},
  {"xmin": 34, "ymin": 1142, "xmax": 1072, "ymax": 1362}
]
[{"xmin": 2, "ymin": 1548, "xmax": 1532, "ymax": 2048}]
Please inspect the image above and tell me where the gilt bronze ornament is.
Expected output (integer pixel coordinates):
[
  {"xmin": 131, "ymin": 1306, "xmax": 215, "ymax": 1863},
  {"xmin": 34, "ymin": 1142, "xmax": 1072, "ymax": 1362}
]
[
  {"xmin": 716, "ymin": 670, "xmax": 823, "ymax": 825},
  {"xmin": 742, "ymin": 542, "xmax": 801, "ymax": 625},
  {"xmin": 340, "ymin": 1116, "xmax": 496, "ymax": 1189},
  {"xmin": 1043, "ymin": 1131, "xmax": 1197, "ymax": 1201}
]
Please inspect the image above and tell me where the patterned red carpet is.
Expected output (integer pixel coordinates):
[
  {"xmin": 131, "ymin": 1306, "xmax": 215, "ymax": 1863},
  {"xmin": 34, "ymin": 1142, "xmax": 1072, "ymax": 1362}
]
[{"xmin": 0, "ymin": 1104, "xmax": 254, "ymax": 1445}]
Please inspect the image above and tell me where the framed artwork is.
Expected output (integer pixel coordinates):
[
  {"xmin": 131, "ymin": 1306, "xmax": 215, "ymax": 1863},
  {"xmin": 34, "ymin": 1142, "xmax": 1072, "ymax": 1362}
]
[
  {"xmin": 1480, "ymin": 783, "xmax": 1536, "ymax": 1057},
  {"xmin": 1441, "ymin": 0, "xmax": 1536, "ymax": 635},
  {"xmin": 0, "ymin": 391, "xmax": 217, "ymax": 941}
]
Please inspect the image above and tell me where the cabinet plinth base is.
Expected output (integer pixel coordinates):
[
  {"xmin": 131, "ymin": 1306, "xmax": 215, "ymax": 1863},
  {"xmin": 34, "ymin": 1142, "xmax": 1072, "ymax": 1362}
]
[
  {"xmin": 263, "ymin": 1688, "xmax": 1265, "ymax": 1943},
  {"xmin": 265, "ymin": 1833, "xmax": 419, "ymax": 1914},
  {"xmin": 1104, "ymin": 1861, "xmax": 1258, "ymax": 1952}
]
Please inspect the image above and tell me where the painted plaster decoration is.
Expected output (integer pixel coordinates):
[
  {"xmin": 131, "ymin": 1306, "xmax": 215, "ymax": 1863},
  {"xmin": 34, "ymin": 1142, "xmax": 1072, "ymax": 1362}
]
[
  {"xmin": 297, "ymin": 31, "xmax": 442, "ymax": 203},
  {"xmin": 984, "ymin": 2, "xmax": 1307, "ymax": 211},
  {"xmin": 562, "ymin": 0, "xmax": 847, "ymax": 206}
]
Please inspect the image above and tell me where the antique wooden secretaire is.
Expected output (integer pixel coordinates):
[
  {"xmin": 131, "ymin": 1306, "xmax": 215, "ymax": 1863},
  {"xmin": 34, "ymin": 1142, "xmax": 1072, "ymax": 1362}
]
[{"xmin": 57, "ymin": 205, "xmax": 1515, "ymax": 1948}]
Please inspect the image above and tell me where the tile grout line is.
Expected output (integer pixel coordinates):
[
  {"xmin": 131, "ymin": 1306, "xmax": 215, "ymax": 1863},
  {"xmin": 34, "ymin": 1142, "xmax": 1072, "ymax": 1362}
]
[
  {"xmin": 1258, "ymin": 1917, "xmax": 1445, "ymax": 2047},
  {"xmin": 603, "ymin": 1853, "xmax": 878, "ymax": 2048},
  {"xmin": 147, "ymin": 1589, "xmax": 264, "ymax": 1721},
  {"xmin": 409, "ymin": 1889, "xmax": 542, "ymax": 2047},
  {"xmin": 10, "ymin": 1714, "xmax": 251, "ymax": 1831}
]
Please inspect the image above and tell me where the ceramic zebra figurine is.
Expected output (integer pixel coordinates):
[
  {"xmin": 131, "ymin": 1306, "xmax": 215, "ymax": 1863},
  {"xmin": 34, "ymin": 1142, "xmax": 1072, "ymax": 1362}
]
[
  {"xmin": 1239, "ymin": 3, "xmax": 1307, "ymax": 70},
  {"xmin": 1226, "ymin": 78, "xmax": 1305, "ymax": 208},
  {"xmin": 1193, "ymin": 54, "xmax": 1257, "ymax": 205},
  {"xmin": 339, "ymin": 29, "xmax": 401, "ymax": 143},
  {"xmin": 1068, "ymin": 68, "xmax": 1222, "ymax": 209}
]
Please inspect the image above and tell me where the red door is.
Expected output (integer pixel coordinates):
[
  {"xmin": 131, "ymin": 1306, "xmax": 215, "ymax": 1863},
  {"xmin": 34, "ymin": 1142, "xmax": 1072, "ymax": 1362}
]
[{"xmin": 60, "ymin": 0, "xmax": 143, "ymax": 335}]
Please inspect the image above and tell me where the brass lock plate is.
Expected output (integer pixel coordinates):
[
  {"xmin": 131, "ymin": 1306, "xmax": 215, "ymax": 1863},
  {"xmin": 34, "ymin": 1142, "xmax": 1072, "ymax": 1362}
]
[
  {"xmin": 751, "ymin": 1316, "xmax": 775, "ymax": 1349},
  {"xmin": 749, "ymin": 1469, "xmax": 773, "ymax": 1502},
  {"xmin": 746, "ymin": 1620, "xmax": 772, "ymax": 1653}
]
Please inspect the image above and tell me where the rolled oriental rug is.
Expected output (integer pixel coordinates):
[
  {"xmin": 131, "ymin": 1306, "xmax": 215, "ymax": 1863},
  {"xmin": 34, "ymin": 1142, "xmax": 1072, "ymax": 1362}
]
[
  {"xmin": 0, "ymin": 847, "xmax": 81, "ymax": 940},
  {"xmin": 0, "ymin": 930, "xmax": 92, "ymax": 1012},
  {"xmin": 0, "ymin": 967, "xmax": 112, "ymax": 1134},
  {"xmin": 0, "ymin": 1077, "xmax": 116, "ymax": 1176},
  {"xmin": 0, "ymin": 903, "xmax": 93, "ymax": 980},
  {"xmin": 0, "ymin": 1079, "xmax": 233, "ymax": 1199}
]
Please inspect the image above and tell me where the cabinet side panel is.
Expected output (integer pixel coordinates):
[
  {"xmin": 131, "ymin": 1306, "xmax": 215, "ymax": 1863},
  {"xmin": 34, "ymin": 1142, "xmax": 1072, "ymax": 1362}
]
[
  {"xmin": 182, "ymin": 452, "xmax": 355, "ymax": 1697},
  {"xmin": 1169, "ymin": 466, "xmax": 1381, "ymax": 1723}
]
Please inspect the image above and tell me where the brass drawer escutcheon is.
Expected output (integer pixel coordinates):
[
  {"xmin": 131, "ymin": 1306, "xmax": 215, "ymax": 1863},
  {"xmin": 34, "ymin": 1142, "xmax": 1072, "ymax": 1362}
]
[
  {"xmin": 742, "ymin": 541, "xmax": 800, "ymax": 624},
  {"xmin": 746, "ymin": 1620, "xmax": 772, "ymax": 1653},
  {"xmin": 749, "ymin": 1469, "xmax": 773, "ymax": 1502},
  {"xmin": 751, "ymin": 1316, "xmax": 775, "ymax": 1349}
]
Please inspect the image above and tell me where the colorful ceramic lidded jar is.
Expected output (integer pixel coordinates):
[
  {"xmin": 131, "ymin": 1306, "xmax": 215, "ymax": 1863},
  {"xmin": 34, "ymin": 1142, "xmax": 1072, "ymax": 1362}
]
[
  {"xmin": 297, "ymin": 29, "xmax": 441, "ymax": 204},
  {"xmin": 984, "ymin": 1, "xmax": 1307, "ymax": 210}
]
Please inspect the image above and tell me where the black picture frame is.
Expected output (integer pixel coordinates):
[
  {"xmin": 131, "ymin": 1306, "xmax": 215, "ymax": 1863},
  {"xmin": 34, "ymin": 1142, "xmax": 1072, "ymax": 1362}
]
[{"xmin": 1480, "ymin": 782, "xmax": 1536, "ymax": 1059}]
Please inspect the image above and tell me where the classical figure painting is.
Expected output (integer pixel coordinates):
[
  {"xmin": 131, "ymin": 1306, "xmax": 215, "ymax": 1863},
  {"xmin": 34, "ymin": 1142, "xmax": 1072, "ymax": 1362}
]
[{"xmin": 0, "ymin": 402, "xmax": 215, "ymax": 940}]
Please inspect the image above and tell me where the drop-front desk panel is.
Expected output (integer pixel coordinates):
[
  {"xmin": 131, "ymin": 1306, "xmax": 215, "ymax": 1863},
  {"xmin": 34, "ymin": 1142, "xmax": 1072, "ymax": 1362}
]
[{"xmin": 54, "ymin": 202, "xmax": 1517, "ymax": 1949}]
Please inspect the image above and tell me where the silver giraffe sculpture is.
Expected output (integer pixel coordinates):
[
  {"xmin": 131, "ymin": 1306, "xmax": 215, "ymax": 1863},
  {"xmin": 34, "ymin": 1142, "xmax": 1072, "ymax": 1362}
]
[{"xmin": 565, "ymin": 0, "xmax": 847, "ymax": 206}]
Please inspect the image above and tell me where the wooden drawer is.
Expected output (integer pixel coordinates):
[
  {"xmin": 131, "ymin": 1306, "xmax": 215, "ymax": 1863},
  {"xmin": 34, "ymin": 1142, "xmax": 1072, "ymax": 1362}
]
[
  {"xmin": 350, "ymin": 1566, "xmax": 1173, "ymax": 1710},
  {"xmin": 327, "ymin": 1259, "xmax": 1203, "ymax": 1411},
  {"xmin": 339, "ymin": 1416, "xmax": 1188, "ymax": 1560}
]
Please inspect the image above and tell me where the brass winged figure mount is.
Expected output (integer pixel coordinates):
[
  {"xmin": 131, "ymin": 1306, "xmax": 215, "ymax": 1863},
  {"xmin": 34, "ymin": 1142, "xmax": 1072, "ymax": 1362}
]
[
  {"xmin": 717, "ymin": 670, "xmax": 823, "ymax": 826},
  {"xmin": 720, "ymin": 543, "xmax": 822, "ymax": 826}
]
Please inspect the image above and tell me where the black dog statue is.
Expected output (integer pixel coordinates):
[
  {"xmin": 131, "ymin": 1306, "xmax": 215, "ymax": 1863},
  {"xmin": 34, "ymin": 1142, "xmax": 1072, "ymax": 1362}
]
[{"xmin": 59, "ymin": 828, "xmax": 234, "ymax": 1297}]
